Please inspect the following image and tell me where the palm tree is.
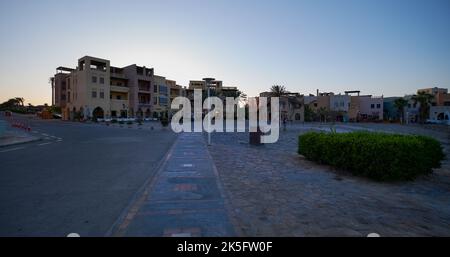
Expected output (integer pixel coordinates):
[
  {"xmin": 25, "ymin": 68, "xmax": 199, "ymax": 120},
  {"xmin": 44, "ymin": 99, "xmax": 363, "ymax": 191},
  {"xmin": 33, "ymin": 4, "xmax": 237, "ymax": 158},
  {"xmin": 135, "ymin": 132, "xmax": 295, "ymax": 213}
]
[
  {"xmin": 317, "ymin": 107, "xmax": 328, "ymax": 122},
  {"xmin": 393, "ymin": 98, "xmax": 408, "ymax": 124},
  {"xmin": 15, "ymin": 97, "xmax": 24, "ymax": 106},
  {"xmin": 269, "ymin": 85, "xmax": 288, "ymax": 97},
  {"xmin": 268, "ymin": 85, "xmax": 289, "ymax": 124},
  {"xmin": 412, "ymin": 92, "xmax": 434, "ymax": 124}
]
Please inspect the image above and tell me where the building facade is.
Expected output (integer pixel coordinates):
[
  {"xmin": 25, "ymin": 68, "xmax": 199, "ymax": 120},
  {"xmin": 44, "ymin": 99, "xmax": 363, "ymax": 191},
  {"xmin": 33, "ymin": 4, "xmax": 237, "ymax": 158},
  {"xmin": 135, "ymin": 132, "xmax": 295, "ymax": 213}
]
[{"xmin": 52, "ymin": 56, "xmax": 181, "ymax": 120}]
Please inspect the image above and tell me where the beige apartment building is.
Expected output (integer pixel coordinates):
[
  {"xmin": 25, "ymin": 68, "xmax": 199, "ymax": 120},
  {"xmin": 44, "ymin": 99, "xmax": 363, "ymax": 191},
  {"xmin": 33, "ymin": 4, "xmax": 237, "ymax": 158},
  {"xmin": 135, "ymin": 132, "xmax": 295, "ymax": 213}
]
[
  {"xmin": 52, "ymin": 56, "xmax": 180, "ymax": 120},
  {"xmin": 418, "ymin": 87, "xmax": 450, "ymax": 107},
  {"xmin": 259, "ymin": 92, "xmax": 305, "ymax": 122},
  {"xmin": 301, "ymin": 89, "xmax": 383, "ymax": 122}
]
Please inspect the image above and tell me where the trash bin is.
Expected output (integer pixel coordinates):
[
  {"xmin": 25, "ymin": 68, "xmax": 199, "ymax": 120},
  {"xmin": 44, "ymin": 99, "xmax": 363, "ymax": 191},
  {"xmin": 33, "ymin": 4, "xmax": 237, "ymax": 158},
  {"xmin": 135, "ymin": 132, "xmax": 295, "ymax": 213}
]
[{"xmin": 249, "ymin": 127, "xmax": 262, "ymax": 145}]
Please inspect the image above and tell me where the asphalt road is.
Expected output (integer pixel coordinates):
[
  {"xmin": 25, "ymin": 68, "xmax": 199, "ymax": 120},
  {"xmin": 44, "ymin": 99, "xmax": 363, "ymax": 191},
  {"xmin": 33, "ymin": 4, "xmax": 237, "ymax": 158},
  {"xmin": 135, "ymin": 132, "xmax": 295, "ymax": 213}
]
[{"xmin": 0, "ymin": 116, "xmax": 177, "ymax": 236}]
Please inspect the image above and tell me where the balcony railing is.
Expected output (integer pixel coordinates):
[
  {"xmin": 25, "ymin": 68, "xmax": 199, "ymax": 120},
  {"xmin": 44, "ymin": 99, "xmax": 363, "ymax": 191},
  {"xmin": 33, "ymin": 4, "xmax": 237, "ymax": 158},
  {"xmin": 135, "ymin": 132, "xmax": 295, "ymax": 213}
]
[
  {"xmin": 139, "ymin": 87, "xmax": 151, "ymax": 92},
  {"xmin": 111, "ymin": 85, "xmax": 129, "ymax": 93}
]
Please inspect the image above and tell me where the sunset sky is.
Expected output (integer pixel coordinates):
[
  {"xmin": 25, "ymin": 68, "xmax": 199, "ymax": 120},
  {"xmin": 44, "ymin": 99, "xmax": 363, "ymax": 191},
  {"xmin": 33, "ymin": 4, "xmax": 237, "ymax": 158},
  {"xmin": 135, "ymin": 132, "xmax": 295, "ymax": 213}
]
[{"xmin": 1, "ymin": 0, "xmax": 449, "ymax": 105}]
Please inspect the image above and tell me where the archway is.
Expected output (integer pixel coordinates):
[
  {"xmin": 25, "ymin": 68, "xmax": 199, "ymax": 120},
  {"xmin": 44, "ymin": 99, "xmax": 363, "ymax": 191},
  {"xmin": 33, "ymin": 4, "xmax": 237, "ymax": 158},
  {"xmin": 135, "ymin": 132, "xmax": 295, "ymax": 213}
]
[
  {"xmin": 295, "ymin": 113, "xmax": 301, "ymax": 120},
  {"xmin": 92, "ymin": 107, "xmax": 104, "ymax": 119}
]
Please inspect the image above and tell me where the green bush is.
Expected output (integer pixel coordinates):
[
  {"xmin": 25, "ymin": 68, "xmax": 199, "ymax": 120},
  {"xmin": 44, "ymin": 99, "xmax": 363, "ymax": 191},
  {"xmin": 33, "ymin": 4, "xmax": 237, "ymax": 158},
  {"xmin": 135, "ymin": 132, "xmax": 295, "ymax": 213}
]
[{"xmin": 298, "ymin": 131, "xmax": 444, "ymax": 181}]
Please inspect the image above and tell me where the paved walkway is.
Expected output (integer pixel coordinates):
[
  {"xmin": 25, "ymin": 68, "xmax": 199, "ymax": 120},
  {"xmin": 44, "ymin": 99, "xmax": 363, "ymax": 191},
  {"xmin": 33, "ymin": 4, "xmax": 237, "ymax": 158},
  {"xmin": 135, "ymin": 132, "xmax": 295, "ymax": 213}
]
[
  {"xmin": 114, "ymin": 133, "xmax": 236, "ymax": 236},
  {"xmin": 207, "ymin": 124, "xmax": 450, "ymax": 236}
]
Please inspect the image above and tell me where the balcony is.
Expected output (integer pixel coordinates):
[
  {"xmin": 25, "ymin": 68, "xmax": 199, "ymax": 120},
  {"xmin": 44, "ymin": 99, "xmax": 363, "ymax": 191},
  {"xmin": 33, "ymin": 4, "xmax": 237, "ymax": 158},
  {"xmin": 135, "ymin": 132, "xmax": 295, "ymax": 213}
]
[
  {"xmin": 138, "ymin": 86, "xmax": 151, "ymax": 92},
  {"xmin": 139, "ymin": 102, "xmax": 152, "ymax": 108},
  {"xmin": 111, "ymin": 85, "xmax": 129, "ymax": 93},
  {"xmin": 111, "ymin": 99, "xmax": 129, "ymax": 111},
  {"xmin": 111, "ymin": 72, "xmax": 126, "ymax": 79}
]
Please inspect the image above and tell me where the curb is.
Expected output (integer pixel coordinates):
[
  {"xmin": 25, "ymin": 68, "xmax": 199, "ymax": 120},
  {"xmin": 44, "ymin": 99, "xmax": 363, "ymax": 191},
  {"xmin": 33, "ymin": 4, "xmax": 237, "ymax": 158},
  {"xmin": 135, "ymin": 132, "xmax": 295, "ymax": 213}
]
[{"xmin": 0, "ymin": 136, "xmax": 42, "ymax": 148}]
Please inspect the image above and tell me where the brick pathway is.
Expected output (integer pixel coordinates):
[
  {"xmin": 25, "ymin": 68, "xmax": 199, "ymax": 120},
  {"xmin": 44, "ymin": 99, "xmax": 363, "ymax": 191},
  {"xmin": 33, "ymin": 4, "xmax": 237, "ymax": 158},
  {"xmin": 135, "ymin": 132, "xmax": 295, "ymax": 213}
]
[
  {"xmin": 113, "ymin": 133, "xmax": 236, "ymax": 236},
  {"xmin": 206, "ymin": 124, "xmax": 450, "ymax": 236}
]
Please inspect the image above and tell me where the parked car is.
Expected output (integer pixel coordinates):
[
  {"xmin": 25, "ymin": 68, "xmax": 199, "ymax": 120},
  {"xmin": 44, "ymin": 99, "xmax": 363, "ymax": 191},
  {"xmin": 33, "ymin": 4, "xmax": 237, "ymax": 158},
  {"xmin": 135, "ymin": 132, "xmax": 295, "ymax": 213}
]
[{"xmin": 52, "ymin": 113, "xmax": 62, "ymax": 119}]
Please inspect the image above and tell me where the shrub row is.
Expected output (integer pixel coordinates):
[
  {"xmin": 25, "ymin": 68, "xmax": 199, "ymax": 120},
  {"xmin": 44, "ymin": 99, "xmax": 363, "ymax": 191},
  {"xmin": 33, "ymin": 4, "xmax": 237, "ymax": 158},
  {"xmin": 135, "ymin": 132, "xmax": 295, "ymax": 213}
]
[{"xmin": 298, "ymin": 131, "xmax": 444, "ymax": 181}]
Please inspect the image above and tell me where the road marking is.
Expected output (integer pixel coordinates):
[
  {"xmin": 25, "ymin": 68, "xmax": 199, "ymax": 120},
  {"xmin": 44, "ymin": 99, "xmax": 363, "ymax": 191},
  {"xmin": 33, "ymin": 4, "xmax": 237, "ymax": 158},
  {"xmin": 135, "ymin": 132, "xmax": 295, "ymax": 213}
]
[
  {"xmin": 183, "ymin": 164, "xmax": 193, "ymax": 167},
  {"xmin": 38, "ymin": 142, "xmax": 52, "ymax": 146},
  {"xmin": 0, "ymin": 146, "xmax": 25, "ymax": 153},
  {"xmin": 32, "ymin": 131, "xmax": 39, "ymax": 134},
  {"xmin": 41, "ymin": 133, "xmax": 49, "ymax": 137}
]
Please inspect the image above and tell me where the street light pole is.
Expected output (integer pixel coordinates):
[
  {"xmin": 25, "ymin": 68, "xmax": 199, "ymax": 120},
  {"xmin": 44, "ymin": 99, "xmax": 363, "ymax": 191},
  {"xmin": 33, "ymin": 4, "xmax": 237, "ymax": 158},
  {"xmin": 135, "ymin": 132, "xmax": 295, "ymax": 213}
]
[
  {"xmin": 203, "ymin": 78, "xmax": 215, "ymax": 146},
  {"xmin": 208, "ymin": 85, "xmax": 211, "ymax": 145}
]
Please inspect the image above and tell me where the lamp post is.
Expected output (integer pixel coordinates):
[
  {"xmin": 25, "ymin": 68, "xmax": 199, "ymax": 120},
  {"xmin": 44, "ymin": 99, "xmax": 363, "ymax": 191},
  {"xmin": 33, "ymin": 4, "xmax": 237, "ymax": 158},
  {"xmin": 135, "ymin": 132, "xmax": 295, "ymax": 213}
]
[{"xmin": 203, "ymin": 78, "xmax": 215, "ymax": 146}]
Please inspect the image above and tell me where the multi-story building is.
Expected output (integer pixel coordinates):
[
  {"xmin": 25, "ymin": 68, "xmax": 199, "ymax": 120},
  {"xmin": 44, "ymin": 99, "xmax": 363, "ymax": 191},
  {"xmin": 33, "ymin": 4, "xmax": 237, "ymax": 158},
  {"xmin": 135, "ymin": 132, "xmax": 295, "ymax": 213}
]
[
  {"xmin": 302, "ymin": 89, "xmax": 384, "ymax": 122},
  {"xmin": 51, "ymin": 67, "xmax": 74, "ymax": 109},
  {"xmin": 52, "ymin": 56, "xmax": 181, "ymax": 120},
  {"xmin": 189, "ymin": 79, "xmax": 223, "ymax": 91},
  {"xmin": 259, "ymin": 92, "xmax": 305, "ymax": 122},
  {"xmin": 123, "ymin": 64, "xmax": 153, "ymax": 118},
  {"xmin": 330, "ymin": 94, "xmax": 351, "ymax": 112},
  {"xmin": 152, "ymin": 75, "xmax": 169, "ymax": 118},
  {"xmin": 358, "ymin": 95, "xmax": 383, "ymax": 121},
  {"xmin": 417, "ymin": 87, "xmax": 450, "ymax": 107},
  {"xmin": 417, "ymin": 87, "xmax": 450, "ymax": 123}
]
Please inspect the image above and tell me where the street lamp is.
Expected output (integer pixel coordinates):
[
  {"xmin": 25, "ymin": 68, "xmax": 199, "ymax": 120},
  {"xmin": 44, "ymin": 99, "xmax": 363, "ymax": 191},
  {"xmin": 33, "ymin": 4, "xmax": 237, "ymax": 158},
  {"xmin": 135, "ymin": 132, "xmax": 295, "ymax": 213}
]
[{"xmin": 203, "ymin": 78, "xmax": 215, "ymax": 146}]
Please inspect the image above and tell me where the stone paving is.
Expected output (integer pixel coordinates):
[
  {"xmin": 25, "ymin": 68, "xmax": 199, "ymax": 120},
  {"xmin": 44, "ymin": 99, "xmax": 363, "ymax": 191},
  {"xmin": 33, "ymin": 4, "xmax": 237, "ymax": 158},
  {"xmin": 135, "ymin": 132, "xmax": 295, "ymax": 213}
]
[
  {"xmin": 206, "ymin": 123, "xmax": 450, "ymax": 236},
  {"xmin": 114, "ymin": 133, "xmax": 236, "ymax": 237}
]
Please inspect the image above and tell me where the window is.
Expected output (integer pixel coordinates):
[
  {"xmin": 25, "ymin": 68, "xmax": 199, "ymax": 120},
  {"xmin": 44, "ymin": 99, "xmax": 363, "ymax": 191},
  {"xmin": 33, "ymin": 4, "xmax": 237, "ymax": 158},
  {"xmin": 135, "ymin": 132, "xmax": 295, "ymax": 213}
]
[
  {"xmin": 117, "ymin": 82, "xmax": 122, "ymax": 86},
  {"xmin": 99, "ymin": 77, "xmax": 105, "ymax": 84},
  {"xmin": 100, "ymin": 90, "xmax": 104, "ymax": 99},
  {"xmin": 340, "ymin": 102, "xmax": 344, "ymax": 107},
  {"xmin": 92, "ymin": 90, "xmax": 97, "ymax": 98},
  {"xmin": 159, "ymin": 85, "xmax": 168, "ymax": 95},
  {"xmin": 154, "ymin": 86, "xmax": 158, "ymax": 93},
  {"xmin": 159, "ymin": 96, "xmax": 168, "ymax": 106},
  {"xmin": 376, "ymin": 103, "xmax": 381, "ymax": 109},
  {"xmin": 371, "ymin": 104, "xmax": 375, "ymax": 109},
  {"xmin": 116, "ymin": 95, "xmax": 121, "ymax": 100},
  {"xmin": 92, "ymin": 76, "xmax": 97, "ymax": 83},
  {"xmin": 153, "ymin": 96, "xmax": 158, "ymax": 105}
]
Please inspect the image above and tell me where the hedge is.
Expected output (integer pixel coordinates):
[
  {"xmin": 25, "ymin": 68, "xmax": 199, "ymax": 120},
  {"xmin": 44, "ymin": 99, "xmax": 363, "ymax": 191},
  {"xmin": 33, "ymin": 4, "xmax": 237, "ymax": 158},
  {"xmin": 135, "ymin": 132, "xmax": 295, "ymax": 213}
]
[{"xmin": 298, "ymin": 131, "xmax": 445, "ymax": 181}]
